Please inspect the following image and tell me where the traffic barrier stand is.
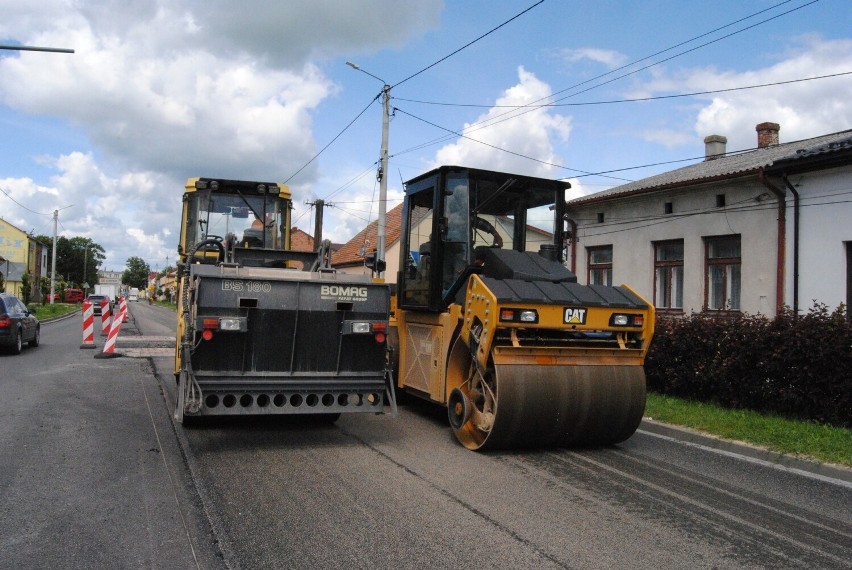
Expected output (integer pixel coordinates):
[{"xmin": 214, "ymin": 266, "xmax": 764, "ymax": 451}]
[
  {"xmin": 95, "ymin": 302, "xmax": 127, "ymax": 359},
  {"xmin": 100, "ymin": 298, "xmax": 111, "ymax": 336},
  {"xmin": 80, "ymin": 300, "xmax": 96, "ymax": 349},
  {"xmin": 119, "ymin": 296, "xmax": 128, "ymax": 322}
]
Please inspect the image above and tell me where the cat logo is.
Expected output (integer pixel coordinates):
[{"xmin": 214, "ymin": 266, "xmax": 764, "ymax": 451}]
[{"xmin": 563, "ymin": 307, "xmax": 588, "ymax": 325}]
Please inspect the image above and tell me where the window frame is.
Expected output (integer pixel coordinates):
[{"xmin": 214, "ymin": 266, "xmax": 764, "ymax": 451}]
[
  {"xmin": 704, "ymin": 235, "xmax": 741, "ymax": 312},
  {"xmin": 653, "ymin": 240, "xmax": 684, "ymax": 313},
  {"xmin": 587, "ymin": 245, "xmax": 613, "ymax": 286}
]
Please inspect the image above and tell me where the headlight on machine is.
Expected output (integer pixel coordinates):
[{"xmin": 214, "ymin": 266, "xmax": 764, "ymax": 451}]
[
  {"xmin": 219, "ymin": 317, "xmax": 243, "ymax": 331},
  {"xmin": 519, "ymin": 310, "xmax": 537, "ymax": 322},
  {"xmin": 609, "ymin": 313, "xmax": 645, "ymax": 327},
  {"xmin": 499, "ymin": 308, "xmax": 539, "ymax": 324},
  {"xmin": 343, "ymin": 320, "xmax": 388, "ymax": 343},
  {"xmin": 199, "ymin": 315, "xmax": 247, "ymax": 340}
]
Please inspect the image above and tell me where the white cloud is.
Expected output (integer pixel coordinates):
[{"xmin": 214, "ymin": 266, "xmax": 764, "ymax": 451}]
[
  {"xmin": 0, "ymin": 1, "xmax": 442, "ymax": 265},
  {"xmin": 433, "ymin": 67, "xmax": 572, "ymax": 178},
  {"xmin": 632, "ymin": 36, "xmax": 852, "ymax": 151},
  {"xmin": 556, "ymin": 47, "xmax": 628, "ymax": 69}
]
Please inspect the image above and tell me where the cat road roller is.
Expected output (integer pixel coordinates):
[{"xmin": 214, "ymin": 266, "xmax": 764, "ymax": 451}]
[
  {"xmin": 173, "ymin": 177, "xmax": 392, "ymax": 425},
  {"xmin": 391, "ymin": 166, "xmax": 655, "ymax": 450}
]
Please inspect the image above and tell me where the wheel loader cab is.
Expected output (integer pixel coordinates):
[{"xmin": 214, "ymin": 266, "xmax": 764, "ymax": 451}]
[
  {"xmin": 397, "ymin": 166, "xmax": 569, "ymax": 311},
  {"xmin": 178, "ymin": 178, "xmax": 291, "ymax": 265}
]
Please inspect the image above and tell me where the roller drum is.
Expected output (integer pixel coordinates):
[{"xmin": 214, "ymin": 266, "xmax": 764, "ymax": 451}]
[{"xmin": 453, "ymin": 364, "xmax": 646, "ymax": 450}]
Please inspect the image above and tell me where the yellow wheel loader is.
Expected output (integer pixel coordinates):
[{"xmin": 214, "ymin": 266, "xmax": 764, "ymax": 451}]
[
  {"xmin": 391, "ymin": 166, "xmax": 654, "ymax": 450},
  {"xmin": 173, "ymin": 178, "xmax": 392, "ymax": 425}
]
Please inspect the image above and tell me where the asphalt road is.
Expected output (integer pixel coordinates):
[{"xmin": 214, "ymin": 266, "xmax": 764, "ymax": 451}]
[{"xmin": 2, "ymin": 302, "xmax": 850, "ymax": 569}]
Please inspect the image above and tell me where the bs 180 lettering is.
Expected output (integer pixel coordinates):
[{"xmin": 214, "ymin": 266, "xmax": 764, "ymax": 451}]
[{"xmin": 222, "ymin": 280, "xmax": 272, "ymax": 293}]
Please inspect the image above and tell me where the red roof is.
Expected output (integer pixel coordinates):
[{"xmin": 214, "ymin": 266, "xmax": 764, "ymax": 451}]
[
  {"xmin": 289, "ymin": 227, "xmax": 315, "ymax": 253},
  {"xmin": 332, "ymin": 203, "xmax": 407, "ymax": 267}
]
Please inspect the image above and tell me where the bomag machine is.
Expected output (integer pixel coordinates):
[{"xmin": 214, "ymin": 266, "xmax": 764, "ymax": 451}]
[
  {"xmin": 173, "ymin": 177, "xmax": 392, "ymax": 425},
  {"xmin": 392, "ymin": 166, "xmax": 655, "ymax": 450}
]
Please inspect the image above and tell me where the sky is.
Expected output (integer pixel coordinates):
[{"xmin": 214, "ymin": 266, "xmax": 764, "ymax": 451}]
[{"xmin": 1, "ymin": 0, "xmax": 851, "ymax": 273}]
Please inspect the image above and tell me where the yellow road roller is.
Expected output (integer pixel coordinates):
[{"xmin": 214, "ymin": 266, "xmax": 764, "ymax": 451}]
[{"xmin": 391, "ymin": 166, "xmax": 654, "ymax": 450}]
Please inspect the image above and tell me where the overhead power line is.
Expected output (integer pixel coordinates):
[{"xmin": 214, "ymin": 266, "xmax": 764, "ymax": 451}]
[
  {"xmin": 390, "ymin": 1, "xmax": 822, "ymax": 166},
  {"xmin": 394, "ymin": 71, "xmax": 852, "ymax": 109},
  {"xmin": 283, "ymin": 94, "xmax": 378, "ymax": 184},
  {"xmin": 0, "ymin": 186, "xmax": 54, "ymax": 216},
  {"xmin": 393, "ymin": 0, "xmax": 545, "ymax": 88}
]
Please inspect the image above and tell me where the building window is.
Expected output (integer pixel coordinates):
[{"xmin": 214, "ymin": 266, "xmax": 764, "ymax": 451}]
[
  {"xmin": 664, "ymin": 202, "xmax": 673, "ymax": 214},
  {"xmin": 596, "ymin": 212, "xmax": 605, "ymax": 223},
  {"xmin": 654, "ymin": 240, "xmax": 683, "ymax": 310},
  {"xmin": 716, "ymin": 194, "xmax": 726, "ymax": 208},
  {"xmin": 588, "ymin": 246, "xmax": 612, "ymax": 286},
  {"xmin": 705, "ymin": 235, "xmax": 741, "ymax": 311}
]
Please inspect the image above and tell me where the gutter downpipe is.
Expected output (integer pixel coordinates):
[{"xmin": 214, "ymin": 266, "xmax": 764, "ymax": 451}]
[
  {"xmin": 781, "ymin": 174, "xmax": 800, "ymax": 314},
  {"xmin": 758, "ymin": 168, "xmax": 786, "ymax": 316}
]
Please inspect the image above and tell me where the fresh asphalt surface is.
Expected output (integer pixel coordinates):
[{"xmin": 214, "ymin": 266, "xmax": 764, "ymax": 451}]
[{"xmin": 1, "ymin": 302, "xmax": 850, "ymax": 569}]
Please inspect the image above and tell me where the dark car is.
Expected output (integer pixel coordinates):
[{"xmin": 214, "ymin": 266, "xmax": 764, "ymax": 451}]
[
  {"xmin": 86, "ymin": 294, "xmax": 112, "ymax": 316},
  {"xmin": 0, "ymin": 293, "xmax": 40, "ymax": 354}
]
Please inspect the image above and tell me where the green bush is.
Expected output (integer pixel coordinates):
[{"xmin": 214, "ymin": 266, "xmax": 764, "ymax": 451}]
[{"xmin": 645, "ymin": 304, "xmax": 851, "ymax": 428}]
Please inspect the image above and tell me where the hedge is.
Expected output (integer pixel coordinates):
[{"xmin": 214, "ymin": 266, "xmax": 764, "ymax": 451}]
[{"xmin": 645, "ymin": 304, "xmax": 851, "ymax": 429}]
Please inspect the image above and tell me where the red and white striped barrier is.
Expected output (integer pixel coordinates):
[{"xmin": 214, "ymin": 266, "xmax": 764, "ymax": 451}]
[
  {"xmin": 96, "ymin": 299, "xmax": 127, "ymax": 358},
  {"xmin": 100, "ymin": 298, "xmax": 111, "ymax": 336},
  {"xmin": 119, "ymin": 296, "xmax": 128, "ymax": 322},
  {"xmin": 80, "ymin": 300, "xmax": 96, "ymax": 349}
]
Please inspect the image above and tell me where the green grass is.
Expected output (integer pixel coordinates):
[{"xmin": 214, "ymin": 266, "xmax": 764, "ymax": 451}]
[
  {"xmin": 646, "ymin": 392, "xmax": 852, "ymax": 468},
  {"xmin": 29, "ymin": 302, "xmax": 80, "ymax": 321}
]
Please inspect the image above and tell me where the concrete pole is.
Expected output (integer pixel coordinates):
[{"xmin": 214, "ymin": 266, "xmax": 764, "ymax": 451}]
[
  {"xmin": 377, "ymin": 84, "xmax": 390, "ymax": 278},
  {"xmin": 50, "ymin": 210, "xmax": 58, "ymax": 304}
]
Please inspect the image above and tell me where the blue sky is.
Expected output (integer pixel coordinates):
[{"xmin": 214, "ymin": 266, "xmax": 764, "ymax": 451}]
[{"xmin": 1, "ymin": 0, "xmax": 850, "ymax": 272}]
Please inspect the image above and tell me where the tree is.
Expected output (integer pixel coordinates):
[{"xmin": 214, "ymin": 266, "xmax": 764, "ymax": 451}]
[
  {"xmin": 122, "ymin": 256, "xmax": 150, "ymax": 289},
  {"xmin": 34, "ymin": 234, "xmax": 105, "ymax": 288}
]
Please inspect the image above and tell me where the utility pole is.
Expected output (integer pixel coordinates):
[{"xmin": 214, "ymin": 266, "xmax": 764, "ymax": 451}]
[
  {"xmin": 50, "ymin": 210, "xmax": 58, "ymax": 304},
  {"xmin": 312, "ymin": 199, "xmax": 325, "ymax": 248},
  {"xmin": 347, "ymin": 61, "xmax": 390, "ymax": 278},
  {"xmin": 82, "ymin": 242, "xmax": 88, "ymax": 296},
  {"xmin": 377, "ymin": 83, "xmax": 390, "ymax": 278}
]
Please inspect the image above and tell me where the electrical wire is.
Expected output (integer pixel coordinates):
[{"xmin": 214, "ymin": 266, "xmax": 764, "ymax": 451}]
[
  {"xmin": 0, "ymin": 186, "xmax": 54, "ymax": 216},
  {"xmin": 394, "ymin": 71, "xmax": 852, "ymax": 109},
  {"xmin": 283, "ymin": 94, "xmax": 379, "ymax": 184},
  {"xmin": 390, "ymin": 0, "xmax": 822, "ymax": 167},
  {"xmin": 284, "ymin": 2, "xmax": 547, "ymax": 188},
  {"xmin": 394, "ymin": 106, "xmax": 634, "ymax": 182},
  {"xmin": 392, "ymin": 1, "xmax": 546, "ymax": 89},
  {"xmin": 442, "ymin": 0, "xmax": 821, "ymax": 138}
]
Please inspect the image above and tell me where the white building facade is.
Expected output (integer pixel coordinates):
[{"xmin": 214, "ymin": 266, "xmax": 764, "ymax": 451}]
[{"xmin": 566, "ymin": 124, "xmax": 852, "ymax": 318}]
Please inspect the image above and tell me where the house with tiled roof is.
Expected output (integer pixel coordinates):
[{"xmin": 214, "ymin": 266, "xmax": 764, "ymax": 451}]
[
  {"xmin": 565, "ymin": 122, "xmax": 852, "ymax": 317},
  {"xmin": 332, "ymin": 202, "xmax": 417, "ymax": 278},
  {"xmin": 289, "ymin": 227, "xmax": 315, "ymax": 253}
]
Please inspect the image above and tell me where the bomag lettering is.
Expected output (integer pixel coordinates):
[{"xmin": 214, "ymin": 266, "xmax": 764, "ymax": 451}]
[{"xmin": 321, "ymin": 285, "xmax": 368, "ymax": 298}]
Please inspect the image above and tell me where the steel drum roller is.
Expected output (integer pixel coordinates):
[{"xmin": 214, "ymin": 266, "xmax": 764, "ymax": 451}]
[{"xmin": 453, "ymin": 361, "xmax": 646, "ymax": 451}]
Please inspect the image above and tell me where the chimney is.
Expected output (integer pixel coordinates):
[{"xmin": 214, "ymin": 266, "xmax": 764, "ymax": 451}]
[
  {"xmin": 704, "ymin": 135, "xmax": 727, "ymax": 161},
  {"xmin": 756, "ymin": 122, "xmax": 780, "ymax": 148}
]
